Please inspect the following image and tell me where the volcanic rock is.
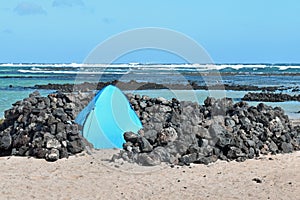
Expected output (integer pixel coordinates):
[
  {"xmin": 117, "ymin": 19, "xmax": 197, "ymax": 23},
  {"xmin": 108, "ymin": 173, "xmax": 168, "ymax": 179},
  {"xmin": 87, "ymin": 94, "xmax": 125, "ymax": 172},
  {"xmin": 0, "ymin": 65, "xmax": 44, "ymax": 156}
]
[
  {"xmin": 116, "ymin": 94, "xmax": 300, "ymax": 166},
  {"xmin": 0, "ymin": 91, "xmax": 94, "ymax": 161}
]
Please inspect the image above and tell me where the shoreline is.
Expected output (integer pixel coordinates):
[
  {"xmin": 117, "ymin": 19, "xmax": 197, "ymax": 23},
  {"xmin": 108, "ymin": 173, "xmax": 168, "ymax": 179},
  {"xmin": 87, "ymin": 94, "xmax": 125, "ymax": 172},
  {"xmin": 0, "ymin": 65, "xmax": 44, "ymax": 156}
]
[{"xmin": 1, "ymin": 90, "xmax": 300, "ymax": 121}]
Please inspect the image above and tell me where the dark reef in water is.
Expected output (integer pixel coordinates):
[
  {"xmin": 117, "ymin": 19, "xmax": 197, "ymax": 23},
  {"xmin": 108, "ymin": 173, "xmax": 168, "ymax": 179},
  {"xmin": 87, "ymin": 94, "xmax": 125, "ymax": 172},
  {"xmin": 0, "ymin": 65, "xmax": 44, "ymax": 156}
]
[
  {"xmin": 34, "ymin": 80, "xmax": 282, "ymax": 93},
  {"xmin": 242, "ymin": 92, "xmax": 300, "ymax": 102}
]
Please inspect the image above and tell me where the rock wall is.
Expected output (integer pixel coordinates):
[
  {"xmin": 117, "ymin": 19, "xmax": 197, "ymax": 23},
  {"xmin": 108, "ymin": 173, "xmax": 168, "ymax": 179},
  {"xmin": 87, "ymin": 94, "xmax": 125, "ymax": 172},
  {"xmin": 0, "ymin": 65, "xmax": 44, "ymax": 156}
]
[
  {"xmin": 1, "ymin": 90, "xmax": 299, "ymax": 165},
  {"xmin": 113, "ymin": 95, "xmax": 300, "ymax": 166},
  {"xmin": 0, "ymin": 91, "xmax": 94, "ymax": 161}
]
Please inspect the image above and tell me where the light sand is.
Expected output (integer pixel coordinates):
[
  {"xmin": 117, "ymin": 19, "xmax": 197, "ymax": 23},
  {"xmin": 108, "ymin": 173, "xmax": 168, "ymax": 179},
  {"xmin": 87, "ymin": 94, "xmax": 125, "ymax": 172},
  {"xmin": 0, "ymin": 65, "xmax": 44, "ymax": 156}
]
[{"xmin": 0, "ymin": 150, "xmax": 299, "ymax": 200}]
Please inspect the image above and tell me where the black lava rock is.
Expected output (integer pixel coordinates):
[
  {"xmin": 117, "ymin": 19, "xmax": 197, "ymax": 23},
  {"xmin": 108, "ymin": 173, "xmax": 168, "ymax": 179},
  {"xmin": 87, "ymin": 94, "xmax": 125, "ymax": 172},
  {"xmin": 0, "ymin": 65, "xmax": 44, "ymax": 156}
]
[
  {"xmin": 117, "ymin": 94, "xmax": 300, "ymax": 166},
  {"xmin": 0, "ymin": 91, "xmax": 94, "ymax": 161},
  {"xmin": 242, "ymin": 92, "xmax": 300, "ymax": 102}
]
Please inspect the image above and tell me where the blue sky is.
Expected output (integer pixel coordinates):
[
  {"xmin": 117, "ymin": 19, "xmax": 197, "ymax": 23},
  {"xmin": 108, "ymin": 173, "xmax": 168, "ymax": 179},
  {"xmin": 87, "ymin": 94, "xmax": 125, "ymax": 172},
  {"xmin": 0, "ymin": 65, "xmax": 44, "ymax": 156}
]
[{"xmin": 0, "ymin": 0, "xmax": 300, "ymax": 63}]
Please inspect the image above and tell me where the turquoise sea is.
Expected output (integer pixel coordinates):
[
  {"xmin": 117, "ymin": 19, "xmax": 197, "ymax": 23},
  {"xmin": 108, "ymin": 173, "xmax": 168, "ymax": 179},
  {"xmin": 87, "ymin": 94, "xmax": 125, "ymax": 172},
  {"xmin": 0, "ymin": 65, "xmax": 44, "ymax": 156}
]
[{"xmin": 0, "ymin": 63, "xmax": 299, "ymax": 119}]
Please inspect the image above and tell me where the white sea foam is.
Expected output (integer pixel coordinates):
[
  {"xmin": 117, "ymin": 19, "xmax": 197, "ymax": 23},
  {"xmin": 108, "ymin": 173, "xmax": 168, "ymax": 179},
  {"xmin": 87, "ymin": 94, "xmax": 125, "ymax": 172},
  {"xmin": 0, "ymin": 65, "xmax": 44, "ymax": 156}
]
[
  {"xmin": 277, "ymin": 65, "xmax": 300, "ymax": 70},
  {"xmin": 17, "ymin": 69, "xmax": 129, "ymax": 75},
  {"xmin": 1, "ymin": 63, "xmax": 300, "ymax": 73},
  {"xmin": 132, "ymin": 72, "xmax": 177, "ymax": 75}
]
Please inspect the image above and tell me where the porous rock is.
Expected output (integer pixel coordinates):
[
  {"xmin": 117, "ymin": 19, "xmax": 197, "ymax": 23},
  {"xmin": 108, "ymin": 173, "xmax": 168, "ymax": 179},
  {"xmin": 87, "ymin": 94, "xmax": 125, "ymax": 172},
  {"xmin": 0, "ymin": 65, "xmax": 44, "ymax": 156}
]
[
  {"xmin": 117, "ymin": 94, "xmax": 300, "ymax": 166},
  {"xmin": 0, "ymin": 91, "xmax": 94, "ymax": 161}
]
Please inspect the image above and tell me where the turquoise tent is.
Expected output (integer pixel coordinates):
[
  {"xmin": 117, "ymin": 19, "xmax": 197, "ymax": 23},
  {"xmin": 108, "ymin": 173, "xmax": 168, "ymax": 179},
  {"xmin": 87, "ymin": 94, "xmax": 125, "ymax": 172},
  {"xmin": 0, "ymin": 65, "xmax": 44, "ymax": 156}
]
[{"xmin": 75, "ymin": 85, "xmax": 142, "ymax": 149}]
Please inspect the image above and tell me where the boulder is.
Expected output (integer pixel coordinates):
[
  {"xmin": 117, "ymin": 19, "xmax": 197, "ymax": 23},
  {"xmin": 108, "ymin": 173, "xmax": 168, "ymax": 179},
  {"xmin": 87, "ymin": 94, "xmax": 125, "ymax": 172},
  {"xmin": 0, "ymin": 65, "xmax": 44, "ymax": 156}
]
[
  {"xmin": 137, "ymin": 137, "xmax": 153, "ymax": 152},
  {"xmin": 124, "ymin": 132, "xmax": 139, "ymax": 143},
  {"xmin": 0, "ymin": 130, "xmax": 12, "ymax": 150},
  {"xmin": 46, "ymin": 148, "xmax": 60, "ymax": 162}
]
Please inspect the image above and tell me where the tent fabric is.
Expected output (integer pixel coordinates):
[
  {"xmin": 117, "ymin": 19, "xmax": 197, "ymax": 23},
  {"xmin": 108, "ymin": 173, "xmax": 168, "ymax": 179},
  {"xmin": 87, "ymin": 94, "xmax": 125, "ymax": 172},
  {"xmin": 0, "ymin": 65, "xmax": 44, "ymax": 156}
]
[{"xmin": 75, "ymin": 85, "xmax": 143, "ymax": 149}]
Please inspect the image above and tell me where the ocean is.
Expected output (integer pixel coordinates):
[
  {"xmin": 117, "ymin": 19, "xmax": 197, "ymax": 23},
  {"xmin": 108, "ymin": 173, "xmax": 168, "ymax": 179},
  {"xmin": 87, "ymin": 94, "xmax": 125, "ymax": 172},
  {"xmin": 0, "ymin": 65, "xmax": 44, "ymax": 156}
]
[{"xmin": 0, "ymin": 63, "xmax": 299, "ymax": 119}]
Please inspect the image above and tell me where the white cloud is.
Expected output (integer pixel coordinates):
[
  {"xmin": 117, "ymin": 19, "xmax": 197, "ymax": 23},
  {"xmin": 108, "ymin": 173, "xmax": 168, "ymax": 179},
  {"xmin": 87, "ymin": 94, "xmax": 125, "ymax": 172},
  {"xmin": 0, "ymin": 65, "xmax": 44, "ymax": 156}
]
[
  {"xmin": 52, "ymin": 0, "xmax": 85, "ymax": 7},
  {"xmin": 14, "ymin": 2, "xmax": 47, "ymax": 16}
]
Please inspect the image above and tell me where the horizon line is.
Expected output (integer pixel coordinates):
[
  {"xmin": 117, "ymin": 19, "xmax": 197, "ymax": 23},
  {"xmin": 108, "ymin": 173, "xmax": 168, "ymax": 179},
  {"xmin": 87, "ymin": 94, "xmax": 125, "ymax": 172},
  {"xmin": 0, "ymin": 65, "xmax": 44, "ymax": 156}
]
[{"xmin": 1, "ymin": 62, "xmax": 300, "ymax": 65}]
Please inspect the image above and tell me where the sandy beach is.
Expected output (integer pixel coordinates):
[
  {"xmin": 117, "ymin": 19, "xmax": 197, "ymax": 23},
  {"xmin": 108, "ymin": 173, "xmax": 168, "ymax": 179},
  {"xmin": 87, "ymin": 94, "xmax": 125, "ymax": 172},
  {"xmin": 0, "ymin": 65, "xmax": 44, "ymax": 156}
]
[
  {"xmin": 0, "ymin": 90, "xmax": 299, "ymax": 200},
  {"xmin": 2, "ymin": 1, "xmax": 300, "ymax": 200},
  {"xmin": 0, "ymin": 150, "xmax": 299, "ymax": 200}
]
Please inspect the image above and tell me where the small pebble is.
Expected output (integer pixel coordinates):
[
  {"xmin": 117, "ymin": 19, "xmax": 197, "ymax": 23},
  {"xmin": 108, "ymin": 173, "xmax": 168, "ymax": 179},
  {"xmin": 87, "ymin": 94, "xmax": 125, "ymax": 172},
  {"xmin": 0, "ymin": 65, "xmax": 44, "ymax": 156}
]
[{"xmin": 252, "ymin": 178, "xmax": 262, "ymax": 183}]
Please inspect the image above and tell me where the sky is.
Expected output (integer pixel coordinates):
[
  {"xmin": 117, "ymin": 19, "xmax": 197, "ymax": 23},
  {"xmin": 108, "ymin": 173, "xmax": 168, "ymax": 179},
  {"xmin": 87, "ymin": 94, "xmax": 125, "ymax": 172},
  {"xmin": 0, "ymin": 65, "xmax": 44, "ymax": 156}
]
[{"xmin": 0, "ymin": 0, "xmax": 300, "ymax": 64}]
